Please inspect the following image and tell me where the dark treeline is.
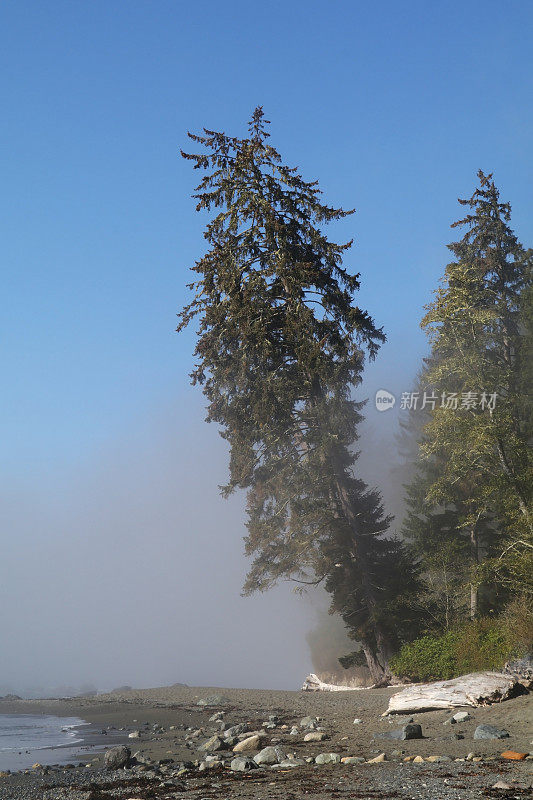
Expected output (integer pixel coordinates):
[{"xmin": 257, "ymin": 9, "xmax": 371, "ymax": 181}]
[{"xmin": 178, "ymin": 110, "xmax": 532, "ymax": 684}]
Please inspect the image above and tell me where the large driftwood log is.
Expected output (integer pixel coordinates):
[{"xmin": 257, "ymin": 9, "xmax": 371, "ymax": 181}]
[
  {"xmin": 301, "ymin": 673, "xmax": 370, "ymax": 692},
  {"xmin": 384, "ymin": 671, "xmax": 524, "ymax": 714}
]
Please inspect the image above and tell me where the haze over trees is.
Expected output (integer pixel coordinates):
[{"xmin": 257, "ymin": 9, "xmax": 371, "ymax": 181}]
[{"xmin": 179, "ymin": 112, "xmax": 532, "ymax": 684}]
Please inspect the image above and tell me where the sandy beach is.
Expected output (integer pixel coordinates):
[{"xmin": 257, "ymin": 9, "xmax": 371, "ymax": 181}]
[{"xmin": 0, "ymin": 681, "xmax": 531, "ymax": 798}]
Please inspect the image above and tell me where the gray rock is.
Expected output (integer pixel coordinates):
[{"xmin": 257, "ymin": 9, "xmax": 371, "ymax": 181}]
[
  {"xmin": 451, "ymin": 711, "xmax": 471, "ymax": 724},
  {"xmin": 223, "ymin": 723, "xmax": 249, "ymax": 739},
  {"xmin": 341, "ymin": 756, "xmax": 366, "ymax": 764},
  {"xmin": 304, "ymin": 730, "xmax": 328, "ymax": 742},
  {"xmin": 315, "ymin": 752, "xmax": 341, "ymax": 765},
  {"xmin": 374, "ymin": 723, "xmax": 423, "ymax": 741},
  {"xmin": 300, "ymin": 716, "xmax": 319, "ymax": 729},
  {"xmin": 230, "ymin": 756, "xmax": 257, "ymax": 772},
  {"xmin": 253, "ymin": 745, "xmax": 286, "ymax": 765},
  {"xmin": 104, "ymin": 746, "xmax": 131, "ymax": 769},
  {"xmin": 473, "ymin": 724, "xmax": 510, "ymax": 740},
  {"xmin": 272, "ymin": 759, "xmax": 306, "ymax": 769},
  {"xmin": 128, "ymin": 730, "xmax": 141, "ymax": 739},
  {"xmin": 198, "ymin": 735, "xmax": 226, "ymax": 752},
  {"xmin": 197, "ymin": 694, "xmax": 231, "ymax": 706}
]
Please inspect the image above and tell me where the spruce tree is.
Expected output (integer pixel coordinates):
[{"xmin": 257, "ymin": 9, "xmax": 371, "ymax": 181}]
[
  {"xmin": 419, "ymin": 171, "xmax": 532, "ymax": 605},
  {"xmin": 178, "ymin": 108, "xmax": 420, "ymax": 681}
]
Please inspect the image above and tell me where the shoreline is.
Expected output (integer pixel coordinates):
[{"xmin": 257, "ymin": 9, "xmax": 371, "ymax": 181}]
[
  {"xmin": 0, "ymin": 711, "xmax": 129, "ymax": 774},
  {"xmin": 0, "ymin": 683, "xmax": 531, "ymax": 798}
]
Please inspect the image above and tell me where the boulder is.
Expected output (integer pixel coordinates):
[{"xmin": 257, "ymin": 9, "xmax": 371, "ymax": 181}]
[
  {"xmin": 253, "ymin": 746, "xmax": 286, "ymax": 765},
  {"xmin": 230, "ymin": 756, "xmax": 257, "ymax": 772},
  {"xmin": 233, "ymin": 734, "xmax": 263, "ymax": 752},
  {"xmin": 315, "ymin": 752, "xmax": 341, "ymax": 764},
  {"xmin": 104, "ymin": 746, "xmax": 131, "ymax": 769},
  {"xmin": 304, "ymin": 731, "xmax": 328, "ymax": 742},
  {"xmin": 198, "ymin": 735, "xmax": 226, "ymax": 752},
  {"xmin": 272, "ymin": 758, "xmax": 306, "ymax": 768},
  {"xmin": 473, "ymin": 724, "xmax": 510, "ymax": 740},
  {"xmin": 374, "ymin": 723, "xmax": 423, "ymax": 741},
  {"xmin": 224, "ymin": 723, "xmax": 249, "ymax": 738},
  {"xmin": 384, "ymin": 672, "xmax": 523, "ymax": 714}
]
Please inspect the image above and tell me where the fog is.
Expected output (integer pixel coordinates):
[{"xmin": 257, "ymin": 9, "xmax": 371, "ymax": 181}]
[
  {"xmin": 0, "ymin": 371, "xmax": 409, "ymax": 697},
  {"xmin": 0, "ymin": 395, "xmax": 322, "ymax": 695}
]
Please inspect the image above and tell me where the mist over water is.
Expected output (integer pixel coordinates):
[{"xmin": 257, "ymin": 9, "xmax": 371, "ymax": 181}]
[
  {"xmin": 0, "ymin": 394, "xmax": 322, "ymax": 695},
  {"xmin": 0, "ymin": 361, "xmax": 414, "ymax": 697}
]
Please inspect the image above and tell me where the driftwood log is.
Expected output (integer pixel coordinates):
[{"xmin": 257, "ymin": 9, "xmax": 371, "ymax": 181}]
[
  {"xmin": 301, "ymin": 673, "xmax": 369, "ymax": 692},
  {"xmin": 384, "ymin": 671, "xmax": 525, "ymax": 714}
]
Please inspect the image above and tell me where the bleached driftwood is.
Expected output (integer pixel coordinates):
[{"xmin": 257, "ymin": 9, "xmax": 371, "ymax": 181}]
[
  {"xmin": 301, "ymin": 673, "xmax": 370, "ymax": 692},
  {"xmin": 383, "ymin": 671, "xmax": 523, "ymax": 714}
]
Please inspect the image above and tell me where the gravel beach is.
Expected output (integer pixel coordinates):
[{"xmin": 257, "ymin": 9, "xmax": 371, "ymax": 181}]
[{"xmin": 0, "ymin": 682, "xmax": 531, "ymax": 799}]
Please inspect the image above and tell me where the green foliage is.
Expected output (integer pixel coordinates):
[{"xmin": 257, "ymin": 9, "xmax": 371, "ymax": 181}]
[
  {"xmin": 390, "ymin": 614, "xmax": 530, "ymax": 682},
  {"xmin": 420, "ymin": 172, "xmax": 532, "ymax": 549},
  {"xmin": 178, "ymin": 108, "xmax": 422, "ymax": 680},
  {"xmin": 389, "ymin": 630, "xmax": 460, "ymax": 682},
  {"xmin": 401, "ymin": 172, "xmax": 532, "ymax": 627}
]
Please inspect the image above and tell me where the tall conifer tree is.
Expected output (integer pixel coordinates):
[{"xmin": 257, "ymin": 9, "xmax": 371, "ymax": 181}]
[
  {"xmin": 417, "ymin": 172, "xmax": 532, "ymax": 606},
  {"xmin": 178, "ymin": 109, "xmax": 420, "ymax": 681}
]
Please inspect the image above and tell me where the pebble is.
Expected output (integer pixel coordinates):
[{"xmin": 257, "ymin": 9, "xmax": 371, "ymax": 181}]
[{"xmin": 451, "ymin": 711, "xmax": 471, "ymax": 723}]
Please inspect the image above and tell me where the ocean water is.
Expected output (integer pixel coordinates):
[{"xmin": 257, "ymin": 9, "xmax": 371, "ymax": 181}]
[{"xmin": 0, "ymin": 714, "xmax": 88, "ymax": 771}]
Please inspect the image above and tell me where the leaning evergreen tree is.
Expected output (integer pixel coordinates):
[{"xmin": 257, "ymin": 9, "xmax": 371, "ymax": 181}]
[{"xmin": 178, "ymin": 108, "xmax": 420, "ymax": 682}]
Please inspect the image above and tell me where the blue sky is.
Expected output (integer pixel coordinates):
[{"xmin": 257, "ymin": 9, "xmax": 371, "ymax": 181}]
[
  {"xmin": 1, "ymin": 1, "xmax": 532, "ymax": 689},
  {"xmin": 2, "ymin": 0, "xmax": 532, "ymax": 472}
]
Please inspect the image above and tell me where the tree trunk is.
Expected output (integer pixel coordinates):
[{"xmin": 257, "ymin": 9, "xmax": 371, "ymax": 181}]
[
  {"xmin": 360, "ymin": 640, "xmax": 392, "ymax": 686},
  {"xmin": 469, "ymin": 583, "xmax": 478, "ymax": 620},
  {"xmin": 469, "ymin": 527, "xmax": 478, "ymax": 620},
  {"xmin": 330, "ymin": 457, "xmax": 394, "ymax": 683},
  {"xmin": 496, "ymin": 438, "xmax": 532, "ymax": 533}
]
